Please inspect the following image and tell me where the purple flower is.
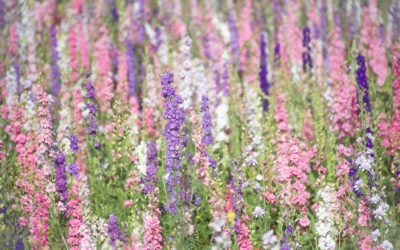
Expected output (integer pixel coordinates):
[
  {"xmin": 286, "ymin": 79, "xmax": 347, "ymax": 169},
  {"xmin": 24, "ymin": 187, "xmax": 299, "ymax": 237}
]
[
  {"xmin": 108, "ymin": 0, "xmax": 119, "ymax": 22},
  {"xmin": 280, "ymin": 243, "xmax": 291, "ymax": 250},
  {"xmin": 125, "ymin": 38, "xmax": 137, "ymax": 98},
  {"xmin": 143, "ymin": 141, "xmax": 158, "ymax": 195},
  {"xmin": 55, "ymin": 153, "xmax": 68, "ymax": 203},
  {"xmin": 68, "ymin": 134, "xmax": 79, "ymax": 153},
  {"xmin": 66, "ymin": 163, "xmax": 79, "ymax": 178},
  {"xmin": 356, "ymin": 53, "xmax": 371, "ymax": 113},
  {"xmin": 192, "ymin": 192, "xmax": 201, "ymax": 207},
  {"xmin": 259, "ymin": 32, "xmax": 270, "ymax": 110},
  {"xmin": 14, "ymin": 239, "xmax": 24, "ymax": 250},
  {"xmin": 285, "ymin": 225, "xmax": 294, "ymax": 235},
  {"xmin": 274, "ymin": 42, "xmax": 280, "ymax": 68},
  {"xmin": 107, "ymin": 214, "xmax": 121, "ymax": 249},
  {"xmin": 201, "ymin": 95, "xmax": 213, "ymax": 146},
  {"xmin": 83, "ymin": 80, "xmax": 96, "ymax": 100},
  {"xmin": 227, "ymin": 11, "xmax": 240, "ymax": 65},
  {"xmin": 161, "ymin": 71, "xmax": 185, "ymax": 213},
  {"xmin": 302, "ymin": 27, "xmax": 313, "ymax": 73}
]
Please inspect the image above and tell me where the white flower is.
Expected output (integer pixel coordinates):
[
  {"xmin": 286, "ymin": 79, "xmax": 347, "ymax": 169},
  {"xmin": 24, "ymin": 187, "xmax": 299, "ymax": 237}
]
[
  {"xmin": 256, "ymin": 175, "xmax": 263, "ymax": 181},
  {"xmin": 252, "ymin": 206, "xmax": 265, "ymax": 218},
  {"xmin": 380, "ymin": 240, "xmax": 393, "ymax": 250},
  {"xmin": 370, "ymin": 194, "xmax": 380, "ymax": 204},
  {"xmin": 209, "ymin": 217, "xmax": 226, "ymax": 233},
  {"xmin": 262, "ymin": 230, "xmax": 279, "ymax": 250},
  {"xmin": 371, "ymin": 229, "xmax": 380, "ymax": 241},
  {"xmin": 373, "ymin": 202, "xmax": 389, "ymax": 220}
]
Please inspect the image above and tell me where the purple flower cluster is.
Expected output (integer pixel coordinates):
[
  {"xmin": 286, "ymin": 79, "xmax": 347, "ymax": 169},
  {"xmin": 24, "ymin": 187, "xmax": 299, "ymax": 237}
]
[
  {"xmin": 259, "ymin": 33, "xmax": 270, "ymax": 110},
  {"xmin": 201, "ymin": 95, "xmax": 213, "ymax": 146},
  {"xmin": 228, "ymin": 12, "xmax": 240, "ymax": 65},
  {"xmin": 55, "ymin": 153, "xmax": 68, "ymax": 203},
  {"xmin": 302, "ymin": 27, "xmax": 313, "ymax": 73},
  {"xmin": 83, "ymin": 80, "xmax": 99, "ymax": 136},
  {"xmin": 66, "ymin": 163, "xmax": 79, "ymax": 178},
  {"xmin": 68, "ymin": 134, "xmax": 79, "ymax": 153},
  {"xmin": 50, "ymin": 26, "xmax": 61, "ymax": 96},
  {"xmin": 143, "ymin": 141, "xmax": 158, "ymax": 195},
  {"xmin": 161, "ymin": 71, "xmax": 185, "ymax": 213},
  {"xmin": 107, "ymin": 214, "xmax": 121, "ymax": 249},
  {"xmin": 125, "ymin": 38, "xmax": 137, "ymax": 98},
  {"xmin": 356, "ymin": 54, "xmax": 371, "ymax": 113}
]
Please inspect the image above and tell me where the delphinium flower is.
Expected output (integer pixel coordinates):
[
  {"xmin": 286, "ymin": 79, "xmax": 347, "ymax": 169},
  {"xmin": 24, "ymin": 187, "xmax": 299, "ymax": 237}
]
[
  {"xmin": 244, "ymin": 87, "xmax": 264, "ymax": 167},
  {"xmin": 238, "ymin": 0, "xmax": 255, "ymax": 73},
  {"xmin": 355, "ymin": 54, "xmax": 371, "ymax": 113},
  {"xmin": 82, "ymin": 79, "xmax": 101, "ymax": 149},
  {"xmin": 143, "ymin": 141, "xmax": 158, "ymax": 195},
  {"xmin": 68, "ymin": 27, "xmax": 79, "ymax": 82},
  {"xmin": 378, "ymin": 46, "xmax": 400, "ymax": 155},
  {"xmin": 107, "ymin": 214, "xmax": 121, "ymax": 249},
  {"xmin": 227, "ymin": 10, "xmax": 240, "ymax": 65},
  {"xmin": 125, "ymin": 37, "xmax": 137, "ymax": 100},
  {"xmin": 262, "ymin": 229, "xmax": 279, "ymax": 250},
  {"xmin": 281, "ymin": 1, "xmax": 302, "ymax": 80},
  {"xmin": 160, "ymin": 71, "xmax": 185, "ymax": 213},
  {"xmin": 259, "ymin": 32, "xmax": 270, "ymax": 110},
  {"xmin": 50, "ymin": 26, "xmax": 61, "ymax": 96},
  {"xmin": 77, "ymin": 21, "xmax": 90, "ymax": 70},
  {"xmin": 331, "ymin": 73, "xmax": 360, "ymax": 138},
  {"xmin": 93, "ymin": 27, "xmax": 114, "ymax": 113},
  {"xmin": 143, "ymin": 214, "xmax": 163, "ymax": 250},
  {"xmin": 54, "ymin": 153, "xmax": 68, "ymax": 205},
  {"xmin": 302, "ymin": 27, "xmax": 312, "ymax": 74},
  {"xmin": 314, "ymin": 185, "xmax": 339, "ymax": 250},
  {"xmin": 213, "ymin": 63, "xmax": 230, "ymax": 148},
  {"xmin": 176, "ymin": 34, "xmax": 194, "ymax": 109},
  {"xmin": 360, "ymin": 0, "xmax": 387, "ymax": 87}
]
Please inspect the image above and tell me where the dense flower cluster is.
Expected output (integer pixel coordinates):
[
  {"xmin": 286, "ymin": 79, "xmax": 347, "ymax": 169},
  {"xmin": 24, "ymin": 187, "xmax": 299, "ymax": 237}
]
[{"xmin": 1, "ymin": 1, "xmax": 400, "ymax": 249}]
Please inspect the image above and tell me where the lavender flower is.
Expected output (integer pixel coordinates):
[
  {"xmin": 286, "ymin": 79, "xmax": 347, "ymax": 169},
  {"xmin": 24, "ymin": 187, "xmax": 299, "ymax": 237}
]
[
  {"xmin": 143, "ymin": 141, "xmax": 158, "ymax": 195},
  {"xmin": 83, "ymin": 80, "xmax": 99, "ymax": 136},
  {"xmin": 107, "ymin": 214, "xmax": 121, "ymax": 249},
  {"xmin": 125, "ymin": 38, "xmax": 137, "ymax": 98},
  {"xmin": 55, "ymin": 153, "xmax": 68, "ymax": 203},
  {"xmin": 201, "ymin": 95, "xmax": 213, "ymax": 146},
  {"xmin": 228, "ymin": 11, "xmax": 240, "ymax": 65},
  {"xmin": 259, "ymin": 33, "xmax": 270, "ymax": 110},
  {"xmin": 66, "ymin": 163, "xmax": 79, "ymax": 178},
  {"xmin": 356, "ymin": 54, "xmax": 371, "ymax": 113},
  {"xmin": 68, "ymin": 134, "xmax": 79, "ymax": 153},
  {"xmin": 161, "ymin": 71, "xmax": 185, "ymax": 213},
  {"xmin": 50, "ymin": 26, "xmax": 61, "ymax": 96}
]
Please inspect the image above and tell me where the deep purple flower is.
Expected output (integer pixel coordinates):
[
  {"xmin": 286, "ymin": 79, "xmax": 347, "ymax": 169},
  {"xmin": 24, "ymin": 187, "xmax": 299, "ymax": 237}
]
[
  {"xmin": 161, "ymin": 71, "xmax": 185, "ymax": 213},
  {"xmin": 14, "ymin": 239, "xmax": 24, "ymax": 250},
  {"xmin": 83, "ymin": 80, "xmax": 96, "ymax": 100},
  {"xmin": 66, "ymin": 163, "xmax": 79, "ymax": 178},
  {"xmin": 302, "ymin": 27, "xmax": 313, "ymax": 73},
  {"xmin": 50, "ymin": 26, "xmax": 61, "ymax": 96},
  {"xmin": 356, "ymin": 54, "xmax": 371, "ymax": 113},
  {"xmin": 55, "ymin": 153, "xmax": 68, "ymax": 203},
  {"xmin": 285, "ymin": 225, "xmax": 294, "ymax": 235},
  {"xmin": 68, "ymin": 134, "xmax": 79, "ymax": 153},
  {"xmin": 192, "ymin": 192, "xmax": 201, "ymax": 207},
  {"xmin": 0, "ymin": 205, "xmax": 7, "ymax": 214},
  {"xmin": 109, "ymin": 0, "xmax": 119, "ymax": 22},
  {"xmin": 107, "ymin": 214, "xmax": 121, "ymax": 249},
  {"xmin": 349, "ymin": 168, "xmax": 358, "ymax": 177},
  {"xmin": 259, "ymin": 33, "xmax": 270, "ymax": 110},
  {"xmin": 94, "ymin": 141, "xmax": 102, "ymax": 150}
]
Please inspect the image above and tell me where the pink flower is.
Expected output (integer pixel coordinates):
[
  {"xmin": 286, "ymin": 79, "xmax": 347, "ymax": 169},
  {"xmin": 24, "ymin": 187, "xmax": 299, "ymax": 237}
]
[
  {"xmin": 124, "ymin": 200, "xmax": 133, "ymax": 207},
  {"xmin": 298, "ymin": 216, "xmax": 310, "ymax": 227}
]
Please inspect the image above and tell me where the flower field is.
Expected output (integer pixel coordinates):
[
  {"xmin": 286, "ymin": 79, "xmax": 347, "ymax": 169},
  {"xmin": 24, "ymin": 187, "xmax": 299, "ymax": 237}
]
[{"xmin": 1, "ymin": 0, "xmax": 400, "ymax": 249}]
